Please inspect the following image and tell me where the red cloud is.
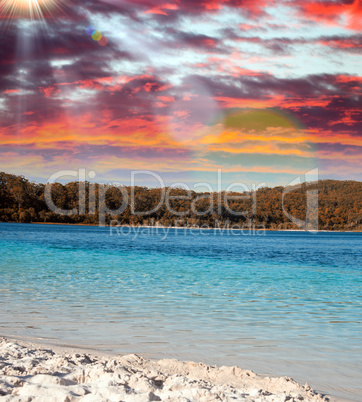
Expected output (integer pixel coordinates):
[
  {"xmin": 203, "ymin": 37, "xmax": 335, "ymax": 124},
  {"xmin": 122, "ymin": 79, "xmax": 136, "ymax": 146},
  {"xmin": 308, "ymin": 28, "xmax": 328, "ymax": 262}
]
[
  {"xmin": 102, "ymin": 0, "xmax": 271, "ymax": 17},
  {"xmin": 318, "ymin": 35, "xmax": 362, "ymax": 50},
  {"xmin": 39, "ymin": 86, "xmax": 59, "ymax": 98},
  {"xmin": 336, "ymin": 75, "xmax": 362, "ymax": 84},
  {"xmin": 296, "ymin": 0, "xmax": 362, "ymax": 31},
  {"xmin": 145, "ymin": 3, "xmax": 178, "ymax": 15}
]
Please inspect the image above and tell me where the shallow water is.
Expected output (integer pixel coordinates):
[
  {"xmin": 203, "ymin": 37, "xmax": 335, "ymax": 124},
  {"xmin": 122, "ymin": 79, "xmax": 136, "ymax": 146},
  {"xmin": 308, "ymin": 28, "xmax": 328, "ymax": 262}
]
[{"xmin": 0, "ymin": 223, "xmax": 361, "ymax": 400}]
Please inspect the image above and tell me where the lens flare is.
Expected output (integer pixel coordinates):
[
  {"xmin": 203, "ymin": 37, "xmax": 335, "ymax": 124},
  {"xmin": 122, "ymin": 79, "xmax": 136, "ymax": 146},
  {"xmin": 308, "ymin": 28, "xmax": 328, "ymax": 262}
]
[
  {"xmin": 86, "ymin": 26, "xmax": 108, "ymax": 47},
  {"xmin": 0, "ymin": 0, "xmax": 65, "ymax": 19}
]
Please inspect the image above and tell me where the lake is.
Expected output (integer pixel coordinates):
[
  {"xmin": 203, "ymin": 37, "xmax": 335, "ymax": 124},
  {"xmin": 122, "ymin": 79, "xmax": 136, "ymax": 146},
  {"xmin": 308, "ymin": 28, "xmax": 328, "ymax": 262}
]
[{"xmin": 0, "ymin": 223, "xmax": 361, "ymax": 400}]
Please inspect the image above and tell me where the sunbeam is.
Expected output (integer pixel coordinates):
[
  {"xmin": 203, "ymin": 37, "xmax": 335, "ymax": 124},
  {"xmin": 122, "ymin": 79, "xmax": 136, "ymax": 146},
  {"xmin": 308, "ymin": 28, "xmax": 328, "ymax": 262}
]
[{"xmin": 0, "ymin": 0, "xmax": 65, "ymax": 20}]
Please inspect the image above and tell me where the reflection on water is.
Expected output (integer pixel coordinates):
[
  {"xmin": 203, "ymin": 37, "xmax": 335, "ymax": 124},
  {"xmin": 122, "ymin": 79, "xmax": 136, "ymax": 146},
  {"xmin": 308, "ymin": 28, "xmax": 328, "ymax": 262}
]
[{"xmin": 0, "ymin": 223, "xmax": 361, "ymax": 400}]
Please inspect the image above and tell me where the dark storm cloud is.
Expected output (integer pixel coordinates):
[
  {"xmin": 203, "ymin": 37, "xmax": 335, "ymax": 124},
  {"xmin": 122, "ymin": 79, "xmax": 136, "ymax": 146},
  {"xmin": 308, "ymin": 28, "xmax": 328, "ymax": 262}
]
[
  {"xmin": 1, "ymin": 0, "xmax": 360, "ymax": 144},
  {"xmin": 184, "ymin": 72, "xmax": 361, "ymax": 133}
]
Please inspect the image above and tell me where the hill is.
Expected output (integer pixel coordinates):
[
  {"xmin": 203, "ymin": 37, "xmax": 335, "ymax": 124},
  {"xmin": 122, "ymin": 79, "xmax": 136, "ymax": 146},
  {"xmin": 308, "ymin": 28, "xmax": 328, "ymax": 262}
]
[{"xmin": 0, "ymin": 172, "xmax": 361, "ymax": 231}]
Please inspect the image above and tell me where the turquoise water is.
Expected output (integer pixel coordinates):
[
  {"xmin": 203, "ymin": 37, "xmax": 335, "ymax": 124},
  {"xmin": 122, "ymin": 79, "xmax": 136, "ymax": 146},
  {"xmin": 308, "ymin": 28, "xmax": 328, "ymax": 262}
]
[{"xmin": 0, "ymin": 223, "xmax": 361, "ymax": 400}]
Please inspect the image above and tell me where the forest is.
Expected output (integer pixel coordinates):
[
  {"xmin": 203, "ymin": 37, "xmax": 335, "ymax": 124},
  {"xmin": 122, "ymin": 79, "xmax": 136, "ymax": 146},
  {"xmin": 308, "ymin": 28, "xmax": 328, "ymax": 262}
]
[{"xmin": 0, "ymin": 171, "xmax": 361, "ymax": 231}]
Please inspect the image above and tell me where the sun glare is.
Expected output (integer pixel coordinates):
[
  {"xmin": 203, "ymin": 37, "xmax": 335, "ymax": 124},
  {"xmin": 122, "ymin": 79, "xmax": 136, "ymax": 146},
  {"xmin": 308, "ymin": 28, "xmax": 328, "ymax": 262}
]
[{"xmin": 0, "ymin": 0, "xmax": 63, "ymax": 19}]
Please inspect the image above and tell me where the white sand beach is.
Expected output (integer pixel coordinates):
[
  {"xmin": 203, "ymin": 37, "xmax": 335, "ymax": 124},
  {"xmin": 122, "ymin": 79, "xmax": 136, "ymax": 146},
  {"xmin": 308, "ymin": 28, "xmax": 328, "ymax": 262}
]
[{"xmin": 0, "ymin": 337, "xmax": 330, "ymax": 402}]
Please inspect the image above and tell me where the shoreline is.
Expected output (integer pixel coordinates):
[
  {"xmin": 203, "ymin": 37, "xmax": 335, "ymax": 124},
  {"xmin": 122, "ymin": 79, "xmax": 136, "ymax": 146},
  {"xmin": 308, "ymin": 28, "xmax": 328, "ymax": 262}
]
[
  {"xmin": 1, "ymin": 221, "xmax": 361, "ymax": 233},
  {"xmin": 0, "ymin": 336, "xmax": 333, "ymax": 401}
]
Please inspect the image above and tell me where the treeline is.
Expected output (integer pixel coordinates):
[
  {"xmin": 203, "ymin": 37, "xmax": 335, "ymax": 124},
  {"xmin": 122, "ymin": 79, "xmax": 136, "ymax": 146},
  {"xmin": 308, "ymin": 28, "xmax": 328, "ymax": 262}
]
[{"xmin": 0, "ymin": 172, "xmax": 361, "ymax": 231}]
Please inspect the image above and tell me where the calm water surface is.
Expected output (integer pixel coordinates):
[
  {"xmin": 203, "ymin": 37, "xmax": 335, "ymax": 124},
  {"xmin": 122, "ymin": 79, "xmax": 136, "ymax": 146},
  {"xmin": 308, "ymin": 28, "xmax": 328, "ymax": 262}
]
[{"xmin": 0, "ymin": 223, "xmax": 361, "ymax": 400}]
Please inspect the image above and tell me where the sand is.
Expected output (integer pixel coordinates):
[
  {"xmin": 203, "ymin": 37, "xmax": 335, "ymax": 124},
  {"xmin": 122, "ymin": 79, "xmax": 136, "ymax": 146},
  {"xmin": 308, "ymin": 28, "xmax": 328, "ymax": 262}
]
[{"xmin": 0, "ymin": 337, "xmax": 331, "ymax": 402}]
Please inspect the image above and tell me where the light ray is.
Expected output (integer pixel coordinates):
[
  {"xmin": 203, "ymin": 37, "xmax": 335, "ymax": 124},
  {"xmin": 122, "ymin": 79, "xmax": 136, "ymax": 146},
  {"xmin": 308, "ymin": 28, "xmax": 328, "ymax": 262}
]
[{"xmin": 0, "ymin": 0, "xmax": 65, "ymax": 20}]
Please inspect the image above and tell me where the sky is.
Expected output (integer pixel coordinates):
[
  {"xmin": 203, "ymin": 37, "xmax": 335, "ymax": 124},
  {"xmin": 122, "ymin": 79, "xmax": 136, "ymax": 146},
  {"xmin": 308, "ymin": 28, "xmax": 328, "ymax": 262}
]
[{"xmin": 0, "ymin": 0, "xmax": 361, "ymax": 189}]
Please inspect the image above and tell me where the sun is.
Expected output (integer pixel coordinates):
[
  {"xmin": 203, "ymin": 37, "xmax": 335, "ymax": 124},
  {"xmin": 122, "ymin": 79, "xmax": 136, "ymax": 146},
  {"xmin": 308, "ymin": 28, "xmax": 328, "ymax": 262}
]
[{"xmin": 0, "ymin": 0, "xmax": 64, "ymax": 19}]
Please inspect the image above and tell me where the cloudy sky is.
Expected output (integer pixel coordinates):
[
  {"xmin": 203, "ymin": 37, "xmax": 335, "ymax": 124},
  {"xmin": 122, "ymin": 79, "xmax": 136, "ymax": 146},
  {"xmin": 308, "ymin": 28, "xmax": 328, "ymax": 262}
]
[{"xmin": 0, "ymin": 0, "xmax": 361, "ymax": 188}]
